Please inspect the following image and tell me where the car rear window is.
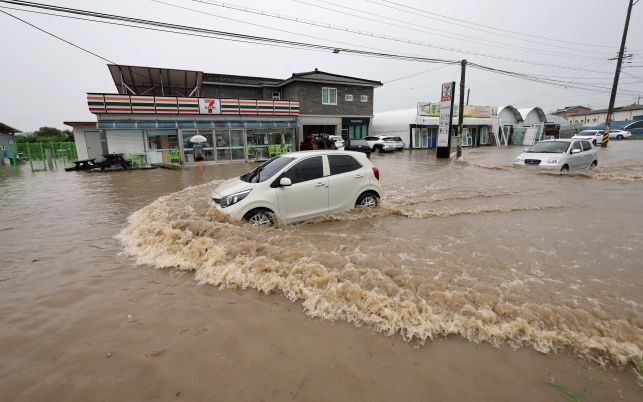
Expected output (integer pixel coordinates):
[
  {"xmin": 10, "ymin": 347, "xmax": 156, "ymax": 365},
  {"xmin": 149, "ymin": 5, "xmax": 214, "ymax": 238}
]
[
  {"xmin": 581, "ymin": 141, "xmax": 592, "ymax": 151},
  {"xmin": 328, "ymin": 154, "xmax": 362, "ymax": 175}
]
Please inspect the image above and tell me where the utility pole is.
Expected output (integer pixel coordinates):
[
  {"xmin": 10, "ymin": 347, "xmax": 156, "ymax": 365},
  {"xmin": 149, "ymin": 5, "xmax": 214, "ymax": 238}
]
[
  {"xmin": 466, "ymin": 88, "xmax": 470, "ymax": 105},
  {"xmin": 602, "ymin": 0, "xmax": 634, "ymax": 147},
  {"xmin": 456, "ymin": 59, "xmax": 466, "ymax": 158}
]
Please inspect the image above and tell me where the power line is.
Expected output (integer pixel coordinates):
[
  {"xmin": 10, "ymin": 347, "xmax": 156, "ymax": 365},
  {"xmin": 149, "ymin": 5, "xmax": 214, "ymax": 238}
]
[
  {"xmin": 1, "ymin": 1, "xmax": 640, "ymax": 96},
  {"xmin": 190, "ymin": 0, "xmax": 611, "ymax": 62},
  {"xmin": 0, "ymin": 8, "xmax": 116, "ymax": 64},
  {"xmin": 291, "ymin": 0, "xmax": 617, "ymax": 68},
  {"xmin": 363, "ymin": 0, "xmax": 617, "ymax": 49}
]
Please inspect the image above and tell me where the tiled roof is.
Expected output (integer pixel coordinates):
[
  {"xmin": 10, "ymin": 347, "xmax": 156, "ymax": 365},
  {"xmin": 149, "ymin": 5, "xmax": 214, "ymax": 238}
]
[
  {"xmin": 202, "ymin": 69, "xmax": 382, "ymax": 87},
  {"xmin": 285, "ymin": 69, "xmax": 383, "ymax": 86},
  {"xmin": 202, "ymin": 73, "xmax": 282, "ymax": 86}
]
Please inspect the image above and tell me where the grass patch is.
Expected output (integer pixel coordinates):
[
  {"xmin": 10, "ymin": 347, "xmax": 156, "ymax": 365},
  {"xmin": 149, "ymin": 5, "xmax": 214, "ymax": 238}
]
[{"xmin": 546, "ymin": 380, "xmax": 585, "ymax": 402}]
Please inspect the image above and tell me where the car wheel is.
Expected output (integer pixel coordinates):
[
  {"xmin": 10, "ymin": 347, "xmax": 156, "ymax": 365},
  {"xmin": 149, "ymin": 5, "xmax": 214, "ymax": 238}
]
[
  {"xmin": 356, "ymin": 192, "xmax": 379, "ymax": 207},
  {"xmin": 592, "ymin": 140, "xmax": 597, "ymax": 145},
  {"xmin": 560, "ymin": 164, "xmax": 569, "ymax": 172},
  {"xmin": 243, "ymin": 209, "xmax": 276, "ymax": 226},
  {"xmin": 616, "ymin": 134, "xmax": 623, "ymax": 140},
  {"xmin": 373, "ymin": 145, "xmax": 382, "ymax": 153},
  {"xmin": 590, "ymin": 160, "xmax": 597, "ymax": 168}
]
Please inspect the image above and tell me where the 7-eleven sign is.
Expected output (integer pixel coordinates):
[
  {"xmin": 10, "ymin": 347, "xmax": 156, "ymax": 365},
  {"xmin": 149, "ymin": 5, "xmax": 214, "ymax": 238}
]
[{"xmin": 199, "ymin": 98, "xmax": 221, "ymax": 114}]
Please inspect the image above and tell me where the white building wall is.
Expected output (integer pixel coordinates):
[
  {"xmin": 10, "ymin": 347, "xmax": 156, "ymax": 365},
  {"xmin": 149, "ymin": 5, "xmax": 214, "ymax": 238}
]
[{"xmin": 105, "ymin": 130, "xmax": 145, "ymax": 155}]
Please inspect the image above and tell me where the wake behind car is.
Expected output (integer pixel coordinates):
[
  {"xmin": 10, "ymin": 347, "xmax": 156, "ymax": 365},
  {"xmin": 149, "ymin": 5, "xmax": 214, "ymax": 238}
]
[
  {"xmin": 514, "ymin": 139, "xmax": 597, "ymax": 172},
  {"xmin": 210, "ymin": 151, "xmax": 382, "ymax": 225}
]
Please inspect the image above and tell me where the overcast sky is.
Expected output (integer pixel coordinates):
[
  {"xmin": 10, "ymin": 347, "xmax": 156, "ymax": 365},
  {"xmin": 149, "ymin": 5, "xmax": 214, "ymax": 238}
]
[{"xmin": 1, "ymin": 0, "xmax": 642, "ymax": 131}]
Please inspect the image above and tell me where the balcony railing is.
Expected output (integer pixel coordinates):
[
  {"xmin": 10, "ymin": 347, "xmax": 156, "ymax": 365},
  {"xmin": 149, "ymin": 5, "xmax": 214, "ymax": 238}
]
[{"xmin": 87, "ymin": 94, "xmax": 300, "ymax": 116}]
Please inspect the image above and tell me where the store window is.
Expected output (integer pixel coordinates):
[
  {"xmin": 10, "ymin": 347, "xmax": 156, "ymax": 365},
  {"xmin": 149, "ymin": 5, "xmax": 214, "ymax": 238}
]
[{"xmin": 322, "ymin": 87, "xmax": 337, "ymax": 105}]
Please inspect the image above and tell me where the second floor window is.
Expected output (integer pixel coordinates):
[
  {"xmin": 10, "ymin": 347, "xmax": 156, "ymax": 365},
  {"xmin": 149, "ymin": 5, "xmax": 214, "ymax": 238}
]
[
  {"xmin": 360, "ymin": 95, "xmax": 369, "ymax": 102},
  {"xmin": 345, "ymin": 94, "xmax": 353, "ymax": 101},
  {"xmin": 322, "ymin": 87, "xmax": 337, "ymax": 105}
]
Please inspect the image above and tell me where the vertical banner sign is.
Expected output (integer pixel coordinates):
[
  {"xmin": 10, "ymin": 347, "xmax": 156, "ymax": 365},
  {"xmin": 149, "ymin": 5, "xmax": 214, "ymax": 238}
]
[
  {"xmin": 198, "ymin": 98, "xmax": 221, "ymax": 114},
  {"xmin": 436, "ymin": 81, "xmax": 455, "ymax": 158}
]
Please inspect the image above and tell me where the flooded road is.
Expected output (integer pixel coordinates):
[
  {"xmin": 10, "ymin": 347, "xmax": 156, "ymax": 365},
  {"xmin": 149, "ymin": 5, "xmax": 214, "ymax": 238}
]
[{"xmin": 1, "ymin": 142, "xmax": 642, "ymax": 401}]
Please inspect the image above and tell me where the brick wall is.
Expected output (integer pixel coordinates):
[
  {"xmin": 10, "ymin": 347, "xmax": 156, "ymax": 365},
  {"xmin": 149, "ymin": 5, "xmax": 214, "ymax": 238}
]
[
  {"xmin": 201, "ymin": 84, "xmax": 263, "ymax": 99},
  {"xmin": 281, "ymin": 82, "xmax": 374, "ymax": 116}
]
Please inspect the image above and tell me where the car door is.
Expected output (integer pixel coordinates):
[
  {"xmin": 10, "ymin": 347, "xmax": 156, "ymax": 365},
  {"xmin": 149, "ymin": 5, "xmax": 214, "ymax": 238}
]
[
  {"xmin": 275, "ymin": 155, "xmax": 328, "ymax": 223},
  {"xmin": 568, "ymin": 140, "xmax": 583, "ymax": 170},
  {"xmin": 580, "ymin": 141, "xmax": 593, "ymax": 167},
  {"xmin": 327, "ymin": 154, "xmax": 365, "ymax": 212}
]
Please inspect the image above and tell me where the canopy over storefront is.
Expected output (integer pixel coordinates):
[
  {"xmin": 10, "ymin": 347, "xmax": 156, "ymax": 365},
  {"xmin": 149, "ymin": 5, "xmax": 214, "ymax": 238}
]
[{"xmin": 108, "ymin": 64, "xmax": 203, "ymax": 97}]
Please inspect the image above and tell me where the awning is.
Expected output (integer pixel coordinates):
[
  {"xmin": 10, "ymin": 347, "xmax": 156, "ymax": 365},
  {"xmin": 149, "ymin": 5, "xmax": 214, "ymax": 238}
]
[
  {"xmin": 97, "ymin": 120, "xmax": 299, "ymax": 130},
  {"xmin": 107, "ymin": 64, "xmax": 203, "ymax": 97}
]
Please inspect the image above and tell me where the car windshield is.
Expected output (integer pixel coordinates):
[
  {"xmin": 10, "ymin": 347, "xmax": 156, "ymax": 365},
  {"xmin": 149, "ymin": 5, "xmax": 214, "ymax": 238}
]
[
  {"xmin": 240, "ymin": 156, "xmax": 295, "ymax": 183},
  {"xmin": 350, "ymin": 140, "xmax": 368, "ymax": 146},
  {"xmin": 527, "ymin": 141, "xmax": 570, "ymax": 154}
]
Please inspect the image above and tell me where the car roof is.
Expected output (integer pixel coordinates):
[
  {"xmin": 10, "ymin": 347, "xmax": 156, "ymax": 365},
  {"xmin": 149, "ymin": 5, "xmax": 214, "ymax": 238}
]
[
  {"xmin": 542, "ymin": 138, "xmax": 573, "ymax": 142},
  {"xmin": 280, "ymin": 150, "xmax": 366, "ymax": 158}
]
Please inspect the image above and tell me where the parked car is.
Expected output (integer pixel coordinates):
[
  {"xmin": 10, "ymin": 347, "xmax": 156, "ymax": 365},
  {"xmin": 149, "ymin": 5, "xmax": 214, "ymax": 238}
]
[
  {"xmin": 210, "ymin": 150, "xmax": 382, "ymax": 225},
  {"xmin": 572, "ymin": 129, "xmax": 631, "ymax": 144},
  {"xmin": 329, "ymin": 135, "xmax": 345, "ymax": 150},
  {"xmin": 343, "ymin": 139, "xmax": 372, "ymax": 156},
  {"xmin": 623, "ymin": 120, "xmax": 643, "ymax": 135},
  {"xmin": 514, "ymin": 139, "xmax": 597, "ymax": 172},
  {"xmin": 364, "ymin": 135, "xmax": 404, "ymax": 152}
]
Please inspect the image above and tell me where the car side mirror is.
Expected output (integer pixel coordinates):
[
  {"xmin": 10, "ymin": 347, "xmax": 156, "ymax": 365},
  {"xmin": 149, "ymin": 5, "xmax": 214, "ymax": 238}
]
[
  {"xmin": 279, "ymin": 177, "xmax": 292, "ymax": 187},
  {"xmin": 571, "ymin": 149, "xmax": 581, "ymax": 154}
]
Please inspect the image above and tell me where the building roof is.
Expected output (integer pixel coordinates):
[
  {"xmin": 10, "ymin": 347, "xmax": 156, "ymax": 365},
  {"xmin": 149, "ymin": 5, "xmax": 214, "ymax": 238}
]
[
  {"xmin": 280, "ymin": 69, "xmax": 383, "ymax": 87},
  {"xmin": 0, "ymin": 122, "xmax": 21, "ymax": 134},
  {"xmin": 204, "ymin": 68, "xmax": 383, "ymax": 87},
  {"xmin": 518, "ymin": 107, "xmax": 547, "ymax": 122},
  {"xmin": 202, "ymin": 73, "xmax": 282, "ymax": 87},
  {"xmin": 552, "ymin": 105, "xmax": 591, "ymax": 114},
  {"xmin": 567, "ymin": 104, "xmax": 643, "ymax": 117},
  {"xmin": 64, "ymin": 121, "xmax": 97, "ymax": 128},
  {"xmin": 107, "ymin": 64, "xmax": 203, "ymax": 96}
]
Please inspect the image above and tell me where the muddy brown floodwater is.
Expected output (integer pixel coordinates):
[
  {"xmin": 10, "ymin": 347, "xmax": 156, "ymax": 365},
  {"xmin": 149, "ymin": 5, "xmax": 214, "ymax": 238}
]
[{"xmin": 1, "ymin": 142, "xmax": 642, "ymax": 401}]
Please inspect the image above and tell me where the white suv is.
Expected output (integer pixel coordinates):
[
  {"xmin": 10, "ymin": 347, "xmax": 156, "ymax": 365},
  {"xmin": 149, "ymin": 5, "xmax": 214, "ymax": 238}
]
[
  {"xmin": 210, "ymin": 150, "xmax": 382, "ymax": 225},
  {"xmin": 364, "ymin": 136, "xmax": 404, "ymax": 152}
]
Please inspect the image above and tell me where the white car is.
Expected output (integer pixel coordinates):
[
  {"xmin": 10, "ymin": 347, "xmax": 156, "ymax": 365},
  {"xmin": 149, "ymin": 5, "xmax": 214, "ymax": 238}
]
[
  {"xmin": 210, "ymin": 150, "xmax": 382, "ymax": 225},
  {"xmin": 514, "ymin": 139, "xmax": 597, "ymax": 172},
  {"xmin": 572, "ymin": 129, "xmax": 631, "ymax": 145},
  {"xmin": 364, "ymin": 136, "xmax": 404, "ymax": 152},
  {"xmin": 329, "ymin": 135, "xmax": 345, "ymax": 150}
]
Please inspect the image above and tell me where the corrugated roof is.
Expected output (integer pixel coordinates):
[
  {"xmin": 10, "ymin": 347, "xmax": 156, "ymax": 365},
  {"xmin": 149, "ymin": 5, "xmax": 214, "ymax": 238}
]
[
  {"xmin": 0, "ymin": 122, "xmax": 21, "ymax": 134},
  {"xmin": 567, "ymin": 104, "xmax": 643, "ymax": 116},
  {"xmin": 202, "ymin": 73, "xmax": 282, "ymax": 86}
]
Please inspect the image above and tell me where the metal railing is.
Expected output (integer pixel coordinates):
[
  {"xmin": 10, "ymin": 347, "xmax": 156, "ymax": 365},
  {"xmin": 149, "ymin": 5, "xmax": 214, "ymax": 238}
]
[{"xmin": 3, "ymin": 142, "xmax": 78, "ymax": 172}]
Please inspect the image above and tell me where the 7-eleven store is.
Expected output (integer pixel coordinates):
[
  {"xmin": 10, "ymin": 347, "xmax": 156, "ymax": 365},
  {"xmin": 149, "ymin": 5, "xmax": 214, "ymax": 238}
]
[{"xmin": 80, "ymin": 93, "xmax": 300, "ymax": 165}]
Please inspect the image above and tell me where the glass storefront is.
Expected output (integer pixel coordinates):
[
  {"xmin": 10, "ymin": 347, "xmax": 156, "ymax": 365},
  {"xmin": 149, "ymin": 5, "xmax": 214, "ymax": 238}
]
[
  {"xmin": 246, "ymin": 128, "xmax": 294, "ymax": 161},
  {"xmin": 145, "ymin": 129, "xmax": 179, "ymax": 164},
  {"xmin": 412, "ymin": 127, "xmax": 436, "ymax": 148},
  {"xmin": 182, "ymin": 130, "xmax": 215, "ymax": 162}
]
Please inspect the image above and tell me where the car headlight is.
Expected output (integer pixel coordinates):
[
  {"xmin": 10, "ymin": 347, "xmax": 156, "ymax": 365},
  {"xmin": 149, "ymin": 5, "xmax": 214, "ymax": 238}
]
[
  {"xmin": 220, "ymin": 189, "xmax": 251, "ymax": 208},
  {"xmin": 514, "ymin": 157, "xmax": 523, "ymax": 163},
  {"xmin": 544, "ymin": 157, "xmax": 559, "ymax": 163}
]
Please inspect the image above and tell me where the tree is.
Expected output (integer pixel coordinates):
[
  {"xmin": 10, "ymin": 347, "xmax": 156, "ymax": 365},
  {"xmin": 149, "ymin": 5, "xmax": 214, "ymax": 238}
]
[{"xmin": 16, "ymin": 127, "xmax": 74, "ymax": 143}]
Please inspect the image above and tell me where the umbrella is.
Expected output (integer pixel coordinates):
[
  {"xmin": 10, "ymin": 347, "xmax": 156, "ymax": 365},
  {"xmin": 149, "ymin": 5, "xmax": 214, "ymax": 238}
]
[{"xmin": 189, "ymin": 134, "xmax": 207, "ymax": 143}]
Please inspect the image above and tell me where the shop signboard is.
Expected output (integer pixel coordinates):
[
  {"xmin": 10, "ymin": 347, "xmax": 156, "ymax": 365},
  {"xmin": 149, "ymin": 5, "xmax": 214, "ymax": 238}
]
[
  {"xmin": 199, "ymin": 98, "xmax": 222, "ymax": 114},
  {"xmin": 419, "ymin": 102, "xmax": 496, "ymax": 118},
  {"xmin": 437, "ymin": 82, "xmax": 455, "ymax": 153}
]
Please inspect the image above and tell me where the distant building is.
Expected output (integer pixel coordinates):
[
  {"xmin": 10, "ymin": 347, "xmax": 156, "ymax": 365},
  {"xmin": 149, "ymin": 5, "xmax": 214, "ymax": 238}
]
[
  {"xmin": 69, "ymin": 65, "xmax": 382, "ymax": 164},
  {"xmin": 566, "ymin": 104, "xmax": 643, "ymax": 125},
  {"xmin": 551, "ymin": 105, "xmax": 591, "ymax": 119},
  {"xmin": 0, "ymin": 122, "xmax": 20, "ymax": 147}
]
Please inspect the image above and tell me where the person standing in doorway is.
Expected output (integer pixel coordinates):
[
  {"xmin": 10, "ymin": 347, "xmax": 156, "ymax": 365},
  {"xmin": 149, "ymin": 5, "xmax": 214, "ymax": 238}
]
[{"xmin": 193, "ymin": 143, "xmax": 204, "ymax": 167}]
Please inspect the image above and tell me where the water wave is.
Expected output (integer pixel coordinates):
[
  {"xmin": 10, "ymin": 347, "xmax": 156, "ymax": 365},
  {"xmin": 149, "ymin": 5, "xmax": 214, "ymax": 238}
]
[{"xmin": 118, "ymin": 181, "xmax": 643, "ymax": 371}]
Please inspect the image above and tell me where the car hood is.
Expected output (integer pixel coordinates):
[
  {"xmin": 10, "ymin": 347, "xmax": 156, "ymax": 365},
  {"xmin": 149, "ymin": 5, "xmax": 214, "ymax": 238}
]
[
  {"xmin": 517, "ymin": 152, "xmax": 563, "ymax": 160},
  {"xmin": 213, "ymin": 177, "xmax": 254, "ymax": 197}
]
